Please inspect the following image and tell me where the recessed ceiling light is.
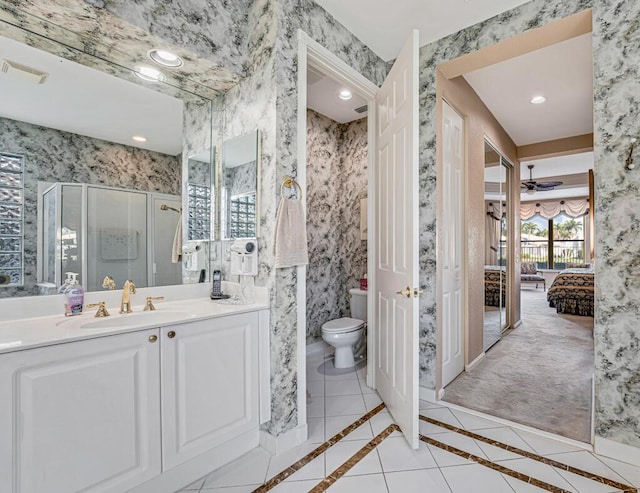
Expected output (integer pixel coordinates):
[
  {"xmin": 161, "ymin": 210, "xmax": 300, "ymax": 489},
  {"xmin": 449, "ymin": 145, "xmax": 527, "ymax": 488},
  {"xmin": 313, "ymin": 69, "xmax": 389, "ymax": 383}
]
[
  {"xmin": 132, "ymin": 135, "xmax": 147, "ymax": 142},
  {"xmin": 149, "ymin": 49, "xmax": 183, "ymax": 68},
  {"xmin": 133, "ymin": 65, "xmax": 166, "ymax": 82},
  {"xmin": 530, "ymin": 95, "xmax": 546, "ymax": 105},
  {"xmin": 339, "ymin": 89, "xmax": 353, "ymax": 101}
]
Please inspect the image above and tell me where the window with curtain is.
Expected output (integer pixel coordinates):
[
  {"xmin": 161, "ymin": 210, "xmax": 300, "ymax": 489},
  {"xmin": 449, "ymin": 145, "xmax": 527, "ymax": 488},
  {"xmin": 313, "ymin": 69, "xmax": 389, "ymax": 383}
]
[
  {"xmin": 0, "ymin": 153, "xmax": 24, "ymax": 287},
  {"xmin": 520, "ymin": 212, "xmax": 585, "ymax": 269}
]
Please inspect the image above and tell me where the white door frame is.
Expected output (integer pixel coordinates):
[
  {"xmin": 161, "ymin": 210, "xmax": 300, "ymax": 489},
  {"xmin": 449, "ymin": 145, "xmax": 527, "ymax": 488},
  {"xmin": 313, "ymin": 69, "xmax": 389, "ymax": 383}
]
[{"xmin": 296, "ymin": 30, "xmax": 380, "ymax": 431}]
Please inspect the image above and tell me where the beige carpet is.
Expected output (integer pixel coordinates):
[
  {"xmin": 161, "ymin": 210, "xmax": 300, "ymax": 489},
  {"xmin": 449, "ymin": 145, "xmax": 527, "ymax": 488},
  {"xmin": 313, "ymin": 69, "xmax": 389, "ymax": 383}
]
[{"xmin": 443, "ymin": 287, "xmax": 594, "ymax": 442}]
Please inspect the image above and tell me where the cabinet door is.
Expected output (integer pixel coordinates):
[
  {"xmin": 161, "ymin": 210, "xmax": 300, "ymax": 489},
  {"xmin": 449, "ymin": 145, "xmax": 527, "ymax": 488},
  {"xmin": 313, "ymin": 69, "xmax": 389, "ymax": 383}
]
[
  {"xmin": 161, "ymin": 313, "xmax": 259, "ymax": 470},
  {"xmin": 0, "ymin": 329, "xmax": 161, "ymax": 493}
]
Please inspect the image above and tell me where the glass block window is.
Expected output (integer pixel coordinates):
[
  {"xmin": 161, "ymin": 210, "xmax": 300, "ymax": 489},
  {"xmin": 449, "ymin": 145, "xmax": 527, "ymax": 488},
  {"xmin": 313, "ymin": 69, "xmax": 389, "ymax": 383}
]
[
  {"xmin": 228, "ymin": 193, "xmax": 256, "ymax": 238},
  {"xmin": 187, "ymin": 183, "xmax": 211, "ymax": 241},
  {"xmin": 0, "ymin": 153, "xmax": 24, "ymax": 287}
]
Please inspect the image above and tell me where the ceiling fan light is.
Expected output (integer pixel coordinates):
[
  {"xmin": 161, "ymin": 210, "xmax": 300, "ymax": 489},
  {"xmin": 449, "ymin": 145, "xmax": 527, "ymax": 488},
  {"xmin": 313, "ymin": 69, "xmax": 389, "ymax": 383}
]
[{"xmin": 526, "ymin": 189, "xmax": 536, "ymax": 195}]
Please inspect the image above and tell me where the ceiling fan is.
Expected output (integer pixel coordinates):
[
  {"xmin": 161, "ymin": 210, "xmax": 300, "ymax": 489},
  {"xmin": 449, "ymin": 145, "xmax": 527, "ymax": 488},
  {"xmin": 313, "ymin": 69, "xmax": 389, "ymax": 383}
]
[{"xmin": 521, "ymin": 164, "xmax": 563, "ymax": 195}]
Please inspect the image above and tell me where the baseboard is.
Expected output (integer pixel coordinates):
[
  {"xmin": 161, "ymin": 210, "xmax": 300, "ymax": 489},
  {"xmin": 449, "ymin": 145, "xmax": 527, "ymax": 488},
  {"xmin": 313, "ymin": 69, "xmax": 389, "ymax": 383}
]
[
  {"xmin": 260, "ymin": 423, "xmax": 308, "ymax": 455},
  {"xmin": 594, "ymin": 436, "xmax": 640, "ymax": 466},
  {"xmin": 419, "ymin": 386, "xmax": 437, "ymax": 403},
  {"xmin": 465, "ymin": 352, "xmax": 485, "ymax": 372},
  {"xmin": 513, "ymin": 319, "xmax": 523, "ymax": 329},
  {"xmin": 306, "ymin": 340, "xmax": 328, "ymax": 356}
]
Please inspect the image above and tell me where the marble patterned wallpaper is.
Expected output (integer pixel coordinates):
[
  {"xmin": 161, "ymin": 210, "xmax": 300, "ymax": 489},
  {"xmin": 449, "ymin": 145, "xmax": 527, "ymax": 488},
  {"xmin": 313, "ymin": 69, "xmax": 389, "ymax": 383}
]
[
  {"xmin": 306, "ymin": 110, "xmax": 367, "ymax": 342},
  {"xmin": 592, "ymin": 0, "xmax": 640, "ymax": 450},
  {"xmin": 0, "ymin": 117, "xmax": 180, "ymax": 297}
]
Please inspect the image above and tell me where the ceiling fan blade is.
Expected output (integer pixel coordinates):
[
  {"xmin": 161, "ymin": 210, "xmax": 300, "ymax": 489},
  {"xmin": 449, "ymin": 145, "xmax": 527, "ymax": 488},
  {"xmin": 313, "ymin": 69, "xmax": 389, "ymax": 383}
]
[{"xmin": 535, "ymin": 181, "xmax": 563, "ymax": 189}]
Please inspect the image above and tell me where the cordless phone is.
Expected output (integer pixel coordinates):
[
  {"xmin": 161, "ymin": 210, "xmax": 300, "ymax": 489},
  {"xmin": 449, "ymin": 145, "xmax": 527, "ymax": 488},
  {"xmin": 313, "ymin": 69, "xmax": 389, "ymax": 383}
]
[{"xmin": 211, "ymin": 270, "xmax": 223, "ymax": 298}]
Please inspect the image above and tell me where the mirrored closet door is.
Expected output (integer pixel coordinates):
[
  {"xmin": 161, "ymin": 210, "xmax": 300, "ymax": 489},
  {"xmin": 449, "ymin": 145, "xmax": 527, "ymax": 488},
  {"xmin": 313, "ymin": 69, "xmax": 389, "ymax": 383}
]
[{"xmin": 483, "ymin": 141, "xmax": 510, "ymax": 351}]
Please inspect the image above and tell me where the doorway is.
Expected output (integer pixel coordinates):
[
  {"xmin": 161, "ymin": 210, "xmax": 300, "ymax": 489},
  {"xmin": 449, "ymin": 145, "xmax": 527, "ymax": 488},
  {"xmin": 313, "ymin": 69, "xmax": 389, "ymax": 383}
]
[
  {"xmin": 436, "ymin": 15, "xmax": 595, "ymax": 443},
  {"xmin": 296, "ymin": 31, "xmax": 422, "ymax": 449}
]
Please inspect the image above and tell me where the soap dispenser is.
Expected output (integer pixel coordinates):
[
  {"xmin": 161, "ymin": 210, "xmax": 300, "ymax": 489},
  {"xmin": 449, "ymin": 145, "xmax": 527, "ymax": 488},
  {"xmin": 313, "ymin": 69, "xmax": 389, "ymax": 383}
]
[{"xmin": 64, "ymin": 273, "xmax": 85, "ymax": 316}]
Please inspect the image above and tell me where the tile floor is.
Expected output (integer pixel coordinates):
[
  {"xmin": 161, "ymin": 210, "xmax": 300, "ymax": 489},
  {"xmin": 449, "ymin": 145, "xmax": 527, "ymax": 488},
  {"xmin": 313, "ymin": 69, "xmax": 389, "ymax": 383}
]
[{"xmin": 178, "ymin": 347, "xmax": 640, "ymax": 493}]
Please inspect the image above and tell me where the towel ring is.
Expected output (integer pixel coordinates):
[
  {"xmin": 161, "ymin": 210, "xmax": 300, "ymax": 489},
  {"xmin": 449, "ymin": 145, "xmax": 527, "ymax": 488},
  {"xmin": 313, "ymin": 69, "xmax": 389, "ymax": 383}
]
[{"xmin": 281, "ymin": 176, "xmax": 303, "ymax": 200}]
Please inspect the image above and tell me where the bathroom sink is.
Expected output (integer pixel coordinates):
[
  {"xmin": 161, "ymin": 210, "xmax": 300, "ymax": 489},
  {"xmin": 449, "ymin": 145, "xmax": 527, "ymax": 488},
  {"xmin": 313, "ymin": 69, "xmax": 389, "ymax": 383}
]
[{"xmin": 80, "ymin": 311, "xmax": 190, "ymax": 329}]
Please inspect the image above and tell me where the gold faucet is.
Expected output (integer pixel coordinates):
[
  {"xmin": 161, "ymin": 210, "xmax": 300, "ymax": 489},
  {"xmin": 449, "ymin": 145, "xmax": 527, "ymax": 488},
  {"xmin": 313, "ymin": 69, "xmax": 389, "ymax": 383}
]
[
  {"xmin": 120, "ymin": 280, "xmax": 136, "ymax": 314},
  {"xmin": 86, "ymin": 301, "xmax": 110, "ymax": 317},
  {"xmin": 143, "ymin": 296, "xmax": 165, "ymax": 311},
  {"xmin": 102, "ymin": 275, "xmax": 115, "ymax": 290}
]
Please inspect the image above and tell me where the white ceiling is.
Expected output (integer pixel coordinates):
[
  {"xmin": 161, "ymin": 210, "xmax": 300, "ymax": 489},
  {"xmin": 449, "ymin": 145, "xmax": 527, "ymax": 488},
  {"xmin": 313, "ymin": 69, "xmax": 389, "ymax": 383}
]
[
  {"xmin": 464, "ymin": 33, "xmax": 593, "ymax": 146},
  {"xmin": 307, "ymin": 65, "xmax": 368, "ymax": 124},
  {"xmin": 0, "ymin": 36, "xmax": 183, "ymax": 156},
  {"xmin": 315, "ymin": 0, "xmax": 531, "ymax": 61}
]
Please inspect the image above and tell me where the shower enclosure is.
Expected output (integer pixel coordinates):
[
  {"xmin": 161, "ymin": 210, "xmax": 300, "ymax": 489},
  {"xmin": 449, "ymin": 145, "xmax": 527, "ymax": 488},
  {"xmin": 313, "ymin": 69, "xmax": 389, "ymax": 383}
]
[{"xmin": 40, "ymin": 183, "xmax": 181, "ymax": 292}]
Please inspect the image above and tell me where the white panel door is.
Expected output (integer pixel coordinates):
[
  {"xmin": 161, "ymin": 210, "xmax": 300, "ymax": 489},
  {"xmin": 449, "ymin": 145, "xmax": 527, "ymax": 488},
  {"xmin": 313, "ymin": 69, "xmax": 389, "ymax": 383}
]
[
  {"xmin": 441, "ymin": 101, "xmax": 465, "ymax": 387},
  {"xmin": 161, "ymin": 313, "xmax": 259, "ymax": 470},
  {"xmin": 374, "ymin": 30, "xmax": 420, "ymax": 449},
  {"xmin": 0, "ymin": 329, "xmax": 161, "ymax": 493}
]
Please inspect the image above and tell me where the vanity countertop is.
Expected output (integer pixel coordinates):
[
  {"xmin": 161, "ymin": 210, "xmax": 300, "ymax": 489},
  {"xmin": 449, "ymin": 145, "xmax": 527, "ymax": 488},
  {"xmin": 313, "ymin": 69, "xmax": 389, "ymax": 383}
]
[{"xmin": 0, "ymin": 296, "xmax": 269, "ymax": 355}]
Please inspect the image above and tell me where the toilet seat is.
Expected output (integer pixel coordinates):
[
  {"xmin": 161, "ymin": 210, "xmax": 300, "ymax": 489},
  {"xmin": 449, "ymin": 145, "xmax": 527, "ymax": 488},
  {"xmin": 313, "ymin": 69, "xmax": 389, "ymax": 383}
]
[{"xmin": 321, "ymin": 317, "xmax": 364, "ymax": 334}]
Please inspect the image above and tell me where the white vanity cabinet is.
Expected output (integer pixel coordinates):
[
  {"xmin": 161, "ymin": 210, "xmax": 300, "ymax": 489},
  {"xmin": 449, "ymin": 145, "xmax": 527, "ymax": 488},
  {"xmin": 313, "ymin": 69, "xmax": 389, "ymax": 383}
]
[
  {"xmin": 160, "ymin": 312, "xmax": 260, "ymax": 470},
  {"xmin": 0, "ymin": 309, "xmax": 270, "ymax": 493},
  {"xmin": 0, "ymin": 328, "xmax": 162, "ymax": 493}
]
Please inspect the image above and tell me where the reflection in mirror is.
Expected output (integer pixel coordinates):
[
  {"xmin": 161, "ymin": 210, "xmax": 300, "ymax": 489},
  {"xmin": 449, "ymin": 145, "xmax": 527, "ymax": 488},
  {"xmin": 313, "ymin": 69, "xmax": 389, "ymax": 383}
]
[
  {"xmin": 187, "ymin": 149, "xmax": 213, "ymax": 241},
  {"xmin": 221, "ymin": 131, "xmax": 259, "ymax": 240},
  {"xmin": 483, "ymin": 140, "xmax": 509, "ymax": 351},
  {"xmin": 0, "ymin": 30, "xmax": 219, "ymax": 297}
]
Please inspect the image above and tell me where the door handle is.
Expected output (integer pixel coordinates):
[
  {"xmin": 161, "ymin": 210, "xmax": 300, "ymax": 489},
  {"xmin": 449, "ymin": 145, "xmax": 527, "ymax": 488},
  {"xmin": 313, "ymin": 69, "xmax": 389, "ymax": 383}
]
[
  {"xmin": 148, "ymin": 335, "xmax": 158, "ymax": 343},
  {"xmin": 167, "ymin": 331, "xmax": 176, "ymax": 339},
  {"xmin": 396, "ymin": 287, "xmax": 412, "ymax": 298}
]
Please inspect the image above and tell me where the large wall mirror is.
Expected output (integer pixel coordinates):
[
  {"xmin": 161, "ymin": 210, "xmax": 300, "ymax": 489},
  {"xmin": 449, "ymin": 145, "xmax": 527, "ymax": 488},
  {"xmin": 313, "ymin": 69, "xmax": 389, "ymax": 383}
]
[
  {"xmin": 0, "ymin": 16, "xmax": 222, "ymax": 297},
  {"xmin": 483, "ymin": 140, "xmax": 511, "ymax": 350},
  {"xmin": 221, "ymin": 131, "xmax": 260, "ymax": 240}
]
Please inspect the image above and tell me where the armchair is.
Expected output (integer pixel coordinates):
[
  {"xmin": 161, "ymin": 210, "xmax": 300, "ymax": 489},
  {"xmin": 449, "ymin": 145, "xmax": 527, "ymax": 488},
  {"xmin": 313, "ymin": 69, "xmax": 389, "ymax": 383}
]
[{"xmin": 520, "ymin": 262, "xmax": 546, "ymax": 290}]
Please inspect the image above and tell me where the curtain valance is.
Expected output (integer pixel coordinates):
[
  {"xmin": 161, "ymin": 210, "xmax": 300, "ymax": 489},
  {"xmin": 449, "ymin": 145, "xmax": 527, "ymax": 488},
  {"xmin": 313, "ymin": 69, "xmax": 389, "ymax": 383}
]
[{"xmin": 520, "ymin": 199, "xmax": 589, "ymax": 220}]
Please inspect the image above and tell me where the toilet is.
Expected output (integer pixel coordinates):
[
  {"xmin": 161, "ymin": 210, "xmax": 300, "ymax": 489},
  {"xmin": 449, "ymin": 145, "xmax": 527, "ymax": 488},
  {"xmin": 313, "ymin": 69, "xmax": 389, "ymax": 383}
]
[{"xmin": 321, "ymin": 288, "xmax": 367, "ymax": 369}]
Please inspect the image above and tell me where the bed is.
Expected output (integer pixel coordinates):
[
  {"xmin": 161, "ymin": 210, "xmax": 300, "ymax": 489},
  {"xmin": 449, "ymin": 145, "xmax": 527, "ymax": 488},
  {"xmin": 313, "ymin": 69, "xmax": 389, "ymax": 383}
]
[
  {"xmin": 547, "ymin": 267, "xmax": 594, "ymax": 317},
  {"xmin": 484, "ymin": 266, "xmax": 506, "ymax": 307}
]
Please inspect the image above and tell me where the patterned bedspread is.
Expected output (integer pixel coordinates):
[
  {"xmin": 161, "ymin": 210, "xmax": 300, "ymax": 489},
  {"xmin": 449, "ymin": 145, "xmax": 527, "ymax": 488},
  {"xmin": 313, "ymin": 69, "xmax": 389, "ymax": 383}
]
[
  {"xmin": 547, "ymin": 268, "xmax": 594, "ymax": 317},
  {"xmin": 485, "ymin": 266, "xmax": 506, "ymax": 307}
]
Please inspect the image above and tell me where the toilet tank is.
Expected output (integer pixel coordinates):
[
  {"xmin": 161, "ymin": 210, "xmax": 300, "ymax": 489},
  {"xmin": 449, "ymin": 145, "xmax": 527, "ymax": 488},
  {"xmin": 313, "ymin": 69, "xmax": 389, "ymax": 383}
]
[{"xmin": 349, "ymin": 288, "xmax": 368, "ymax": 322}]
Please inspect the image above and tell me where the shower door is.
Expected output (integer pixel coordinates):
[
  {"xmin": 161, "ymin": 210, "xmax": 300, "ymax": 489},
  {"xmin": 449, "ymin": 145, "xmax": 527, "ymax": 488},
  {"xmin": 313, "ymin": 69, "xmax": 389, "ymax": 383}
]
[{"xmin": 86, "ymin": 186, "xmax": 148, "ymax": 291}]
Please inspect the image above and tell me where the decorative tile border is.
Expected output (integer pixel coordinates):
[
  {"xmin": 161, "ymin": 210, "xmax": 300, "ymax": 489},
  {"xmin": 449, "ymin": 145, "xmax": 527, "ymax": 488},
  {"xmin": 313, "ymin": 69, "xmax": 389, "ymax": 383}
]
[
  {"xmin": 250, "ymin": 407, "xmax": 637, "ymax": 493},
  {"xmin": 309, "ymin": 424, "xmax": 400, "ymax": 492},
  {"xmin": 252, "ymin": 403, "xmax": 387, "ymax": 492},
  {"xmin": 420, "ymin": 415, "xmax": 638, "ymax": 493},
  {"xmin": 419, "ymin": 433, "xmax": 572, "ymax": 493}
]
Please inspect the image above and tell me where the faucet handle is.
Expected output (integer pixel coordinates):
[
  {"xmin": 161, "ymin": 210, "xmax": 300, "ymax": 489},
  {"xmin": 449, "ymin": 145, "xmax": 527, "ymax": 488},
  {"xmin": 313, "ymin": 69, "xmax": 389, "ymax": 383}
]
[
  {"xmin": 144, "ymin": 296, "xmax": 164, "ymax": 311},
  {"xmin": 86, "ymin": 301, "xmax": 110, "ymax": 318},
  {"xmin": 102, "ymin": 276, "xmax": 115, "ymax": 290}
]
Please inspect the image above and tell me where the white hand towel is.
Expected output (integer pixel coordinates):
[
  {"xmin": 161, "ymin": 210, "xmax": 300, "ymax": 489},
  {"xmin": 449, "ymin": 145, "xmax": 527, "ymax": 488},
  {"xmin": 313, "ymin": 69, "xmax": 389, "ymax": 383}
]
[
  {"xmin": 274, "ymin": 197, "xmax": 308, "ymax": 268},
  {"xmin": 172, "ymin": 217, "xmax": 183, "ymax": 263}
]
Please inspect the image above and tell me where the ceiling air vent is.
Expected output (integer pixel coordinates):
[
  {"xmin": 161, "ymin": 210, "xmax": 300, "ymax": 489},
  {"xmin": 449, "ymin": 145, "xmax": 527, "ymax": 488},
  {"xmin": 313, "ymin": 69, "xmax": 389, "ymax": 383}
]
[
  {"xmin": 1, "ymin": 60, "xmax": 49, "ymax": 84},
  {"xmin": 354, "ymin": 104, "xmax": 367, "ymax": 114}
]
